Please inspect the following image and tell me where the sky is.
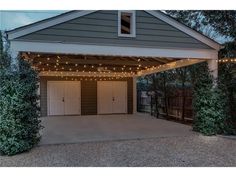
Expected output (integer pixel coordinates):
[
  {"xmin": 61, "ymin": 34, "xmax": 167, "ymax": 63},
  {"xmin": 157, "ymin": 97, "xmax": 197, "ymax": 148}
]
[{"xmin": 0, "ymin": 10, "xmax": 66, "ymax": 31}]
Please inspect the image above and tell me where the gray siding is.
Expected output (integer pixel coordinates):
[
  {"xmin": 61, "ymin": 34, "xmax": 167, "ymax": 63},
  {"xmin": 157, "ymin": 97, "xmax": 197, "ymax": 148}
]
[
  {"xmin": 81, "ymin": 81, "xmax": 97, "ymax": 115},
  {"xmin": 40, "ymin": 78, "xmax": 47, "ymax": 117},
  {"xmin": 127, "ymin": 78, "xmax": 133, "ymax": 114},
  {"xmin": 17, "ymin": 11, "xmax": 211, "ymax": 49},
  {"xmin": 40, "ymin": 76, "xmax": 133, "ymax": 116}
]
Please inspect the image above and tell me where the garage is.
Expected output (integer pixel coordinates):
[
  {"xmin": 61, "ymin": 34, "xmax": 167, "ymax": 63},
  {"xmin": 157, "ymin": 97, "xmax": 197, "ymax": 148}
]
[
  {"xmin": 8, "ymin": 10, "xmax": 219, "ymax": 118},
  {"xmin": 45, "ymin": 79, "xmax": 133, "ymax": 116}
]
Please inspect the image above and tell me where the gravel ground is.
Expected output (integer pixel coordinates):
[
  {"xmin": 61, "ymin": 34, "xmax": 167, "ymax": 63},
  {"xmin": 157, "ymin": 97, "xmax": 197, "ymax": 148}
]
[{"xmin": 0, "ymin": 135, "xmax": 236, "ymax": 167}]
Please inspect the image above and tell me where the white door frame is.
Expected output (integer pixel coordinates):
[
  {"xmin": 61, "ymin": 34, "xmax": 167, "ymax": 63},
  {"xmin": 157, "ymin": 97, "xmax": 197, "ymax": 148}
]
[
  {"xmin": 47, "ymin": 81, "xmax": 81, "ymax": 116},
  {"xmin": 97, "ymin": 81, "xmax": 127, "ymax": 114}
]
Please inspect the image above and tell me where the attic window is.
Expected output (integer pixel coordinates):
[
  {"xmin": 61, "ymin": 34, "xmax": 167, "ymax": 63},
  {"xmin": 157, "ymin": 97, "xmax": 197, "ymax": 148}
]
[{"xmin": 118, "ymin": 11, "xmax": 136, "ymax": 37}]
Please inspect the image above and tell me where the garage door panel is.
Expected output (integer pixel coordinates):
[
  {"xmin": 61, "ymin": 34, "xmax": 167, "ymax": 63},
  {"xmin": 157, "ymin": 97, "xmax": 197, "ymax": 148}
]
[
  {"xmin": 64, "ymin": 82, "xmax": 81, "ymax": 115},
  {"xmin": 112, "ymin": 82, "xmax": 127, "ymax": 113},
  {"xmin": 49, "ymin": 100, "xmax": 64, "ymax": 115},
  {"xmin": 48, "ymin": 81, "xmax": 81, "ymax": 116},
  {"xmin": 48, "ymin": 82, "xmax": 64, "ymax": 116},
  {"xmin": 98, "ymin": 81, "xmax": 127, "ymax": 114},
  {"xmin": 97, "ymin": 81, "xmax": 113, "ymax": 114}
]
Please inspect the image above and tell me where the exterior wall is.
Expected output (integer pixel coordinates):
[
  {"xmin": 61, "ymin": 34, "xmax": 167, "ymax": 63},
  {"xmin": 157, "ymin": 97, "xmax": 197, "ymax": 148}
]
[
  {"xmin": 40, "ymin": 76, "xmax": 133, "ymax": 117},
  {"xmin": 81, "ymin": 81, "xmax": 97, "ymax": 115},
  {"xmin": 16, "ymin": 11, "xmax": 211, "ymax": 49}
]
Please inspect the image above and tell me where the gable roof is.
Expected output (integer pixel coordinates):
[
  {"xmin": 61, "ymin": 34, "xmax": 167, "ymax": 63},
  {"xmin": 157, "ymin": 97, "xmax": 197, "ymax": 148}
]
[{"xmin": 7, "ymin": 10, "xmax": 221, "ymax": 51}]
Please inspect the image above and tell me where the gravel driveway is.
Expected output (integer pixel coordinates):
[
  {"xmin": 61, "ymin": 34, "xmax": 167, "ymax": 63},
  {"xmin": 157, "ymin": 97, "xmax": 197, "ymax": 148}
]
[{"xmin": 1, "ymin": 135, "xmax": 236, "ymax": 167}]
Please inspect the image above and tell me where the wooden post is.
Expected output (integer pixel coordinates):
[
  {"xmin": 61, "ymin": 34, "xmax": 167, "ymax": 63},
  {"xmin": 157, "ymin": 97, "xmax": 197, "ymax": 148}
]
[{"xmin": 133, "ymin": 76, "xmax": 137, "ymax": 114}]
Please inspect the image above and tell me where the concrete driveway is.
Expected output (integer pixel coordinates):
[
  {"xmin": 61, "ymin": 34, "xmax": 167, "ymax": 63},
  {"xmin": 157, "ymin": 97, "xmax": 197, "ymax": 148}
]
[{"xmin": 40, "ymin": 114, "xmax": 195, "ymax": 145}]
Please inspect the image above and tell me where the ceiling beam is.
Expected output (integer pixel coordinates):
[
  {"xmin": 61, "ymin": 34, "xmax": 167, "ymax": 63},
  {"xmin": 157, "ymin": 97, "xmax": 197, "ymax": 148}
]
[
  {"xmin": 137, "ymin": 59, "xmax": 206, "ymax": 76},
  {"xmin": 31, "ymin": 57, "xmax": 165, "ymax": 67}
]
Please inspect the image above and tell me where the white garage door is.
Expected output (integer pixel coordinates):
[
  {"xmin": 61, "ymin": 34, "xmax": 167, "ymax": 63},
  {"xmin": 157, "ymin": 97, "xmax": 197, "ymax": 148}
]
[
  {"xmin": 47, "ymin": 81, "xmax": 81, "ymax": 116},
  {"xmin": 97, "ymin": 81, "xmax": 127, "ymax": 114}
]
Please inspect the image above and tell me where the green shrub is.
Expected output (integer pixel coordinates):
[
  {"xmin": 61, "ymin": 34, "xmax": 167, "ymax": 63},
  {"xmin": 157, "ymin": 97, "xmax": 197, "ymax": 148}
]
[
  {"xmin": 192, "ymin": 62, "xmax": 235, "ymax": 135},
  {"xmin": 0, "ymin": 59, "xmax": 42, "ymax": 155}
]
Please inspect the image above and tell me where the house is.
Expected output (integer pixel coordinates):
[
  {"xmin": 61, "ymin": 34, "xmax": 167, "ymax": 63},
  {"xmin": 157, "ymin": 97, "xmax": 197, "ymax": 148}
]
[{"xmin": 7, "ymin": 10, "xmax": 221, "ymax": 117}]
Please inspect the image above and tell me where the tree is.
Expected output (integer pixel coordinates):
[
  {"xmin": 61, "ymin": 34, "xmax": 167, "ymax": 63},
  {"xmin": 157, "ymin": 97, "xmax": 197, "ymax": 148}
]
[
  {"xmin": 0, "ymin": 36, "xmax": 42, "ymax": 155},
  {"xmin": 165, "ymin": 11, "xmax": 218, "ymax": 40},
  {"xmin": 202, "ymin": 11, "xmax": 236, "ymax": 40},
  {"xmin": 166, "ymin": 11, "xmax": 236, "ymax": 41},
  {"xmin": 192, "ymin": 62, "xmax": 234, "ymax": 135},
  {"xmin": 0, "ymin": 31, "xmax": 10, "ymax": 69}
]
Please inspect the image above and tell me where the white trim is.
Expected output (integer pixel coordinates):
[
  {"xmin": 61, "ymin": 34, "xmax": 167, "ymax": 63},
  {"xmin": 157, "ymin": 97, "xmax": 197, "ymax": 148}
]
[
  {"xmin": 10, "ymin": 49, "xmax": 19, "ymax": 71},
  {"xmin": 207, "ymin": 59, "xmax": 218, "ymax": 79},
  {"xmin": 11, "ymin": 41, "xmax": 218, "ymax": 59},
  {"xmin": 39, "ymin": 71, "xmax": 136, "ymax": 77},
  {"xmin": 118, "ymin": 10, "xmax": 136, "ymax": 38},
  {"xmin": 137, "ymin": 59, "xmax": 206, "ymax": 76},
  {"xmin": 7, "ymin": 11, "xmax": 97, "ymax": 40},
  {"xmin": 145, "ymin": 11, "xmax": 221, "ymax": 51}
]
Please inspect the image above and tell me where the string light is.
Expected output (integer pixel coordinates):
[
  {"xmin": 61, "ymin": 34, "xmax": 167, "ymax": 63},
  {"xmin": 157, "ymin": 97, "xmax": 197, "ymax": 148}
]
[
  {"xmin": 33, "ymin": 53, "xmax": 167, "ymax": 80},
  {"xmin": 218, "ymin": 58, "xmax": 236, "ymax": 63}
]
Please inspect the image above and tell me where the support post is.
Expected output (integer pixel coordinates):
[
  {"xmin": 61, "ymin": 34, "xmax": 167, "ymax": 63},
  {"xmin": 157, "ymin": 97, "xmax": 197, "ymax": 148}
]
[
  {"xmin": 10, "ymin": 48, "xmax": 19, "ymax": 71},
  {"xmin": 207, "ymin": 59, "xmax": 218, "ymax": 80},
  {"xmin": 133, "ymin": 76, "xmax": 137, "ymax": 114}
]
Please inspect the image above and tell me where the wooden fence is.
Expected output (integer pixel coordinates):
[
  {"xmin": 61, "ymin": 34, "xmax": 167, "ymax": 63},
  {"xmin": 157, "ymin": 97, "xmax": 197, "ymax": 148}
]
[{"xmin": 137, "ymin": 89, "xmax": 194, "ymax": 123}]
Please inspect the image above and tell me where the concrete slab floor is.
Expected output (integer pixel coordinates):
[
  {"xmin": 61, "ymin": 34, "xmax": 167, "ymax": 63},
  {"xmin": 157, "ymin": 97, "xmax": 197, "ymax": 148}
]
[{"xmin": 39, "ymin": 113, "xmax": 195, "ymax": 145}]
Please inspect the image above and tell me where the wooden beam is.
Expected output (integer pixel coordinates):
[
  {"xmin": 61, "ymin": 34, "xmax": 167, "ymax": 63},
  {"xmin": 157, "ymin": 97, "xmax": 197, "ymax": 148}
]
[
  {"xmin": 36, "ymin": 64, "xmax": 141, "ymax": 73},
  {"xmin": 39, "ymin": 71, "xmax": 136, "ymax": 77},
  {"xmin": 137, "ymin": 59, "xmax": 206, "ymax": 76},
  {"xmin": 31, "ymin": 57, "xmax": 163, "ymax": 67}
]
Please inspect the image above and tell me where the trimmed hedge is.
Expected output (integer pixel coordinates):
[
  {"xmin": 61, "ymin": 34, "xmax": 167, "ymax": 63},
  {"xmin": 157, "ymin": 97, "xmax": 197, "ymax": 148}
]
[{"xmin": 0, "ymin": 59, "xmax": 42, "ymax": 155}]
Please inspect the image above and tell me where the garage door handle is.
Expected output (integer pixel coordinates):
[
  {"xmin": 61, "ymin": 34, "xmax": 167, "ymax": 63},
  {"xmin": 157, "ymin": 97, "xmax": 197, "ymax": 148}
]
[
  {"xmin": 112, "ymin": 97, "xmax": 115, "ymax": 101},
  {"xmin": 62, "ymin": 97, "xmax": 64, "ymax": 102}
]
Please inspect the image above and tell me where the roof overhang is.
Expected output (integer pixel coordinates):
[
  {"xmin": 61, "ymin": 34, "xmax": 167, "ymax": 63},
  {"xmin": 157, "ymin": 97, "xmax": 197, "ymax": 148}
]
[
  {"xmin": 7, "ymin": 11, "xmax": 97, "ymax": 40},
  {"xmin": 11, "ymin": 40, "xmax": 218, "ymax": 59}
]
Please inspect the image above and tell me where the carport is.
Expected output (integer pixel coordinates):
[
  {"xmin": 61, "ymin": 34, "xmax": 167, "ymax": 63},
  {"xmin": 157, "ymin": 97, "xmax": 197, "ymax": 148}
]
[{"xmin": 7, "ymin": 10, "xmax": 220, "ymax": 145}]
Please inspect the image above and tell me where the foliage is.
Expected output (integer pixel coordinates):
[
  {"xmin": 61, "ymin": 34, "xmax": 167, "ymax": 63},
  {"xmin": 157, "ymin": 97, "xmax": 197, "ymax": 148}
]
[
  {"xmin": 202, "ymin": 11, "xmax": 236, "ymax": 40},
  {"xmin": 192, "ymin": 62, "xmax": 234, "ymax": 135},
  {"xmin": 0, "ymin": 43, "xmax": 42, "ymax": 155},
  {"xmin": 165, "ymin": 11, "xmax": 218, "ymax": 40},
  {"xmin": 0, "ymin": 31, "xmax": 10, "ymax": 69},
  {"xmin": 166, "ymin": 10, "xmax": 236, "ymax": 41},
  {"xmin": 166, "ymin": 10, "xmax": 236, "ymax": 134}
]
